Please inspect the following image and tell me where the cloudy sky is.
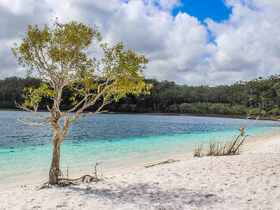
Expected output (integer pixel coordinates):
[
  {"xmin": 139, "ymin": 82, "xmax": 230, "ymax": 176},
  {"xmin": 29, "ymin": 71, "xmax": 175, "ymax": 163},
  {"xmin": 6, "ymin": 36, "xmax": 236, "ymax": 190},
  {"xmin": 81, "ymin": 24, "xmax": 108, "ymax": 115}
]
[{"xmin": 0, "ymin": 0, "xmax": 279, "ymax": 85}]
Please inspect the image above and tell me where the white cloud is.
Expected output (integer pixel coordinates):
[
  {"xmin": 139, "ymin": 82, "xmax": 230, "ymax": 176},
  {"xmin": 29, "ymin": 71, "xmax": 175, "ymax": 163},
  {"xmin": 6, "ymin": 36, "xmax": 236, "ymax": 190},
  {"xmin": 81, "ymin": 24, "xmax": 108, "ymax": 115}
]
[
  {"xmin": 156, "ymin": 0, "xmax": 181, "ymax": 10},
  {"xmin": 0, "ymin": 0, "xmax": 280, "ymax": 85},
  {"xmin": 205, "ymin": 0, "xmax": 280, "ymax": 84}
]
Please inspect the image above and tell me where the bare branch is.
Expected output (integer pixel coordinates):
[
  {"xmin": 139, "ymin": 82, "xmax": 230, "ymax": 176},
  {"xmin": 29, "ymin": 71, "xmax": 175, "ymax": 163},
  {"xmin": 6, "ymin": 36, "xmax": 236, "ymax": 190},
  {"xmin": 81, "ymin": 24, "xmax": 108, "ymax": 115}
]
[
  {"xmin": 18, "ymin": 117, "xmax": 50, "ymax": 127},
  {"xmin": 15, "ymin": 101, "xmax": 38, "ymax": 113},
  {"xmin": 71, "ymin": 83, "xmax": 112, "ymax": 121},
  {"xmin": 66, "ymin": 96, "xmax": 88, "ymax": 113}
]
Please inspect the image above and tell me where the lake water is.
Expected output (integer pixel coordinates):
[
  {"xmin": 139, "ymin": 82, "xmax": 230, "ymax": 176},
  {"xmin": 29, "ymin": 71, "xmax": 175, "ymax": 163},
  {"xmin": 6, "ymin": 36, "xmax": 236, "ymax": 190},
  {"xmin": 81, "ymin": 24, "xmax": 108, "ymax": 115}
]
[{"xmin": 0, "ymin": 111, "xmax": 279, "ymax": 184}]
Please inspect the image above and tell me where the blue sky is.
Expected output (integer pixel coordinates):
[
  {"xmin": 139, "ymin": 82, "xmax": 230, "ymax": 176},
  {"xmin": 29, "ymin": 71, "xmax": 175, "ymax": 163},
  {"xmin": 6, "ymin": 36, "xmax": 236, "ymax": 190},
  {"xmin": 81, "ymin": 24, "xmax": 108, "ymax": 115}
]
[{"xmin": 172, "ymin": 0, "xmax": 232, "ymax": 22}]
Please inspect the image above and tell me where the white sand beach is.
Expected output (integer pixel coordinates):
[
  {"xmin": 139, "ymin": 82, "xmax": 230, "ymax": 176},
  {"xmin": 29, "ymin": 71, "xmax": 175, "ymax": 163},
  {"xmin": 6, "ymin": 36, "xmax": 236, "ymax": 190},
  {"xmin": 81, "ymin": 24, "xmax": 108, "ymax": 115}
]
[{"xmin": 1, "ymin": 134, "xmax": 280, "ymax": 210}]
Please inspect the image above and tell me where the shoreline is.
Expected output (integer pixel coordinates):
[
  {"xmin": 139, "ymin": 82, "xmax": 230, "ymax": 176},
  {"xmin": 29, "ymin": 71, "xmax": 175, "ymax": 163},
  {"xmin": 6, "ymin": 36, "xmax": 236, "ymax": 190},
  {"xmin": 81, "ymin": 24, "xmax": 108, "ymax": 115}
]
[
  {"xmin": 103, "ymin": 112, "xmax": 280, "ymax": 122},
  {"xmin": 1, "ymin": 130, "xmax": 280, "ymax": 188},
  {"xmin": 1, "ymin": 131, "xmax": 280, "ymax": 209},
  {"xmin": 1, "ymin": 128, "xmax": 279, "ymax": 191},
  {"xmin": 1, "ymin": 129, "xmax": 280, "ymax": 209},
  {"xmin": 1, "ymin": 109, "xmax": 279, "ymax": 122}
]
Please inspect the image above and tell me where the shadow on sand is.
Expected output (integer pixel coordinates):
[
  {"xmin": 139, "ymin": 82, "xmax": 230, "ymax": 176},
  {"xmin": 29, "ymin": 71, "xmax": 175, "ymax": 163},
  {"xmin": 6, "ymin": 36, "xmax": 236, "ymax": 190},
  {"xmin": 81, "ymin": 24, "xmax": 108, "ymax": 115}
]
[{"xmin": 67, "ymin": 182, "xmax": 222, "ymax": 209}]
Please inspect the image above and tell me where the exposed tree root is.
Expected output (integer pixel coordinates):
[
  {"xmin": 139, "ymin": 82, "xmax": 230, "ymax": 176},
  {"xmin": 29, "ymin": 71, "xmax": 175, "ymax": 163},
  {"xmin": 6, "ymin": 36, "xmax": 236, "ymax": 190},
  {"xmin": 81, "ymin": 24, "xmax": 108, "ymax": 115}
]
[
  {"xmin": 58, "ymin": 174, "xmax": 101, "ymax": 185},
  {"xmin": 38, "ymin": 162, "xmax": 102, "ymax": 189}
]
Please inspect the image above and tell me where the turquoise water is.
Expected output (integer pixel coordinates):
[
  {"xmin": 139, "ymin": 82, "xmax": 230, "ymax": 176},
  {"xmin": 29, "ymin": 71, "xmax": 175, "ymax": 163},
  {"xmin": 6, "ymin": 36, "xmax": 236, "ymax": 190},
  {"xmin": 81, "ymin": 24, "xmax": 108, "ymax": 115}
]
[{"xmin": 0, "ymin": 111, "xmax": 279, "ymax": 183}]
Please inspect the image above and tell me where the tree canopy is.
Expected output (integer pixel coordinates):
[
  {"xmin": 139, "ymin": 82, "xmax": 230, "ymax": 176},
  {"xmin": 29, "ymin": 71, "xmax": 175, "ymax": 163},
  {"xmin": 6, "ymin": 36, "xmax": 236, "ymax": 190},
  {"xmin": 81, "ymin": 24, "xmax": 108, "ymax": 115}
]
[{"xmin": 12, "ymin": 22, "xmax": 150, "ymax": 116}]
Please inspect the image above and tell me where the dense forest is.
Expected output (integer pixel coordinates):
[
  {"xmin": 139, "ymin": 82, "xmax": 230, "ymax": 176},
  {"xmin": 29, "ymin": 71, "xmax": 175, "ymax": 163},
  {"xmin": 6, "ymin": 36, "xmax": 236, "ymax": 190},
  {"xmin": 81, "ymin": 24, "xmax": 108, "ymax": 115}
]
[{"xmin": 1, "ymin": 76, "xmax": 280, "ymax": 119}]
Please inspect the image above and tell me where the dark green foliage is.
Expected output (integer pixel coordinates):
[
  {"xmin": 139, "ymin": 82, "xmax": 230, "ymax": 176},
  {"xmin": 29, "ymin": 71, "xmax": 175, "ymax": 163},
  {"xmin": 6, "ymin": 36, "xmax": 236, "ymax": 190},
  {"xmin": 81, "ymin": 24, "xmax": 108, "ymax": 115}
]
[
  {"xmin": 0, "ymin": 77, "xmax": 41, "ymax": 109},
  {"xmin": 1, "ymin": 75, "xmax": 280, "ymax": 119}
]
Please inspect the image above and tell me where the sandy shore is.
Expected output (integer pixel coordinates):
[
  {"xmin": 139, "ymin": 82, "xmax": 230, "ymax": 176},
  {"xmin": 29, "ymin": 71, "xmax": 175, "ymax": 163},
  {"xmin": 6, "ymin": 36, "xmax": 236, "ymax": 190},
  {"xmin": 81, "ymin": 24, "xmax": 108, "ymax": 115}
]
[{"xmin": 1, "ymin": 134, "xmax": 280, "ymax": 210}]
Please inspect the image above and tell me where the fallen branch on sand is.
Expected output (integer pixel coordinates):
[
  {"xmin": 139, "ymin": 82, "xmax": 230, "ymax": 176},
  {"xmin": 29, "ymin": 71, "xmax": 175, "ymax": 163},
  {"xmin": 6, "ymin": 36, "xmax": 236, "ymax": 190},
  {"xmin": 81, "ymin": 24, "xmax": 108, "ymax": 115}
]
[{"xmin": 144, "ymin": 159, "xmax": 179, "ymax": 168}]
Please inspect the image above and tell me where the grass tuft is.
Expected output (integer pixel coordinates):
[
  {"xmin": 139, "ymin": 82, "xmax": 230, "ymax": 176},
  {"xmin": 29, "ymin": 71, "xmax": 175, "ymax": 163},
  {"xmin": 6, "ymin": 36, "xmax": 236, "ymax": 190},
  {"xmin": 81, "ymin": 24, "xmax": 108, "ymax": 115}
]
[
  {"xmin": 193, "ymin": 144, "xmax": 204, "ymax": 157},
  {"xmin": 193, "ymin": 128, "xmax": 247, "ymax": 157}
]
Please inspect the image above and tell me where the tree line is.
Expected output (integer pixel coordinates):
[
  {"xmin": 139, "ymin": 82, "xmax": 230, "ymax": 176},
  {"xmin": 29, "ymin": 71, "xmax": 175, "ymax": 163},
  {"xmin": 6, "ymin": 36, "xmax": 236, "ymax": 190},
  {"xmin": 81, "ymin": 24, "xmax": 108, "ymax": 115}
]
[{"xmin": 1, "ymin": 75, "xmax": 280, "ymax": 118}]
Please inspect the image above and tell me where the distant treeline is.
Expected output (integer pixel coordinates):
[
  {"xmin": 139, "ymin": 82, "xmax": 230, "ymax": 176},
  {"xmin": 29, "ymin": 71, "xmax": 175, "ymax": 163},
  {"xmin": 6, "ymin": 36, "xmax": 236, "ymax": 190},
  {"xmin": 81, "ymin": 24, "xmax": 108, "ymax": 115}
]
[{"xmin": 1, "ymin": 76, "xmax": 280, "ymax": 118}]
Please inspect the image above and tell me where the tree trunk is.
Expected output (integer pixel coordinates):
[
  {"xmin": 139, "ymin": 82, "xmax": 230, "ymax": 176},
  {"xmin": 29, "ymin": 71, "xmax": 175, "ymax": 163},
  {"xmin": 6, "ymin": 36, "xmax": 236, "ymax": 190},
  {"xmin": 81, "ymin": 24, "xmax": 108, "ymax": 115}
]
[
  {"xmin": 49, "ymin": 135, "xmax": 62, "ymax": 185},
  {"xmin": 48, "ymin": 116, "xmax": 69, "ymax": 185}
]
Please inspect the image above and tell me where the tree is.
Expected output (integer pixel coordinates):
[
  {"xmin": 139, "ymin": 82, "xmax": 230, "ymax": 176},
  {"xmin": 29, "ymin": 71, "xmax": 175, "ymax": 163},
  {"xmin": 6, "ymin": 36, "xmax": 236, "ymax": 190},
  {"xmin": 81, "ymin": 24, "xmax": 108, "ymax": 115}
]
[{"xmin": 12, "ymin": 21, "xmax": 150, "ymax": 185}]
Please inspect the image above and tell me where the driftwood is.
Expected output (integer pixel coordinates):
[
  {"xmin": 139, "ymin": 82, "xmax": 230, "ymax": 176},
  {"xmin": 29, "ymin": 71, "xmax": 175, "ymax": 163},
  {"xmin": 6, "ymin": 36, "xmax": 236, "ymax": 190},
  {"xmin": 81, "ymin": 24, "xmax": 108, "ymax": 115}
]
[{"xmin": 144, "ymin": 159, "xmax": 179, "ymax": 168}]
